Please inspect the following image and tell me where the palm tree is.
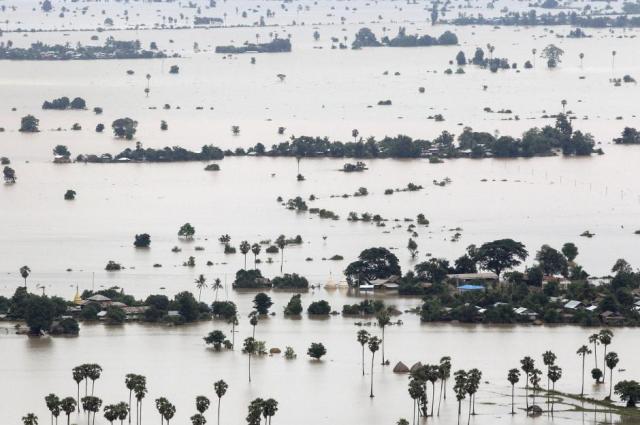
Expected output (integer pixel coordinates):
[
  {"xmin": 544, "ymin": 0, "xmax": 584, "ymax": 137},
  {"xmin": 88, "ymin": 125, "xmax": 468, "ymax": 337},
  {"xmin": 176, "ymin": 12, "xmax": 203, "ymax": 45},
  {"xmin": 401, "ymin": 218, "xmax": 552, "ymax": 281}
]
[
  {"xmin": 115, "ymin": 402, "xmax": 128, "ymax": 425},
  {"xmin": 249, "ymin": 314, "xmax": 258, "ymax": 338},
  {"xmin": 86, "ymin": 364, "xmax": 102, "ymax": 396},
  {"xmin": 275, "ymin": 235, "xmax": 286, "ymax": 273},
  {"xmin": 45, "ymin": 394, "xmax": 60, "ymax": 425},
  {"xmin": 542, "ymin": 351, "xmax": 556, "ymax": 391},
  {"xmin": 239, "ymin": 241, "xmax": 251, "ymax": 269},
  {"xmin": 599, "ymin": 329, "xmax": 613, "ymax": 386},
  {"xmin": 376, "ymin": 309, "xmax": 391, "ymax": 365},
  {"xmin": 368, "ymin": 336, "xmax": 381, "ymax": 397},
  {"xmin": 262, "ymin": 399, "xmax": 278, "ymax": 425},
  {"xmin": 529, "ymin": 368, "xmax": 541, "ymax": 408},
  {"xmin": 243, "ymin": 337, "xmax": 257, "ymax": 383},
  {"xmin": 467, "ymin": 369, "xmax": 482, "ymax": 423},
  {"xmin": 453, "ymin": 370, "xmax": 467, "ymax": 425},
  {"xmin": 154, "ymin": 398, "xmax": 167, "ymax": 425},
  {"xmin": 73, "ymin": 367, "xmax": 84, "ymax": 413},
  {"xmin": 22, "ymin": 413, "xmax": 39, "ymax": 425},
  {"xmin": 124, "ymin": 374, "xmax": 138, "ymax": 424},
  {"xmin": 161, "ymin": 403, "xmax": 175, "ymax": 425},
  {"xmin": 507, "ymin": 369, "xmax": 520, "ymax": 414},
  {"xmin": 426, "ymin": 365, "xmax": 439, "ymax": 417},
  {"xmin": 548, "ymin": 365, "xmax": 562, "ymax": 413},
  {"xmin": 60, "ymin": 398, "xmax": 76, "ymax": 425},
  {"xmin": 356, "ymin": 330, "xmax": 370, "ymax": 376},
  {"xmin": 133, "ymin": 378, "xmax": 147, "ymax": 425},
  {"xmin": 20, "ymin": 265, "xmax": 31, "ymax": 288},
  {"xmin": 81, "ymin": 396, "xmax": 102, "ymax": 425},
  {"xmin": 561, "ymin": 99, "xmax": 567, "ymax": 113},
  {"xmin": 612, "ymin": 50, "xmax": 616, "ymax": 71},
  {"xmin": 190, "ymin": 414, "xmax": 206, "ymax": 425},
  {"xmin": 214, "ymin": 380, "xmax": 228, "ymax": 425},
  {"xmin": 251, "ymin": 243, "xmax": 261, "ymax": 269},
  {"xmin": 520, "ymin": 356, "xmax": 534, "ymax": 410},
  {"xmin": 532, "ymin": 48, "xmax": 537, "ymax": 67},
  {"xmin": 437, "ymin": 356, "xmax": 452, "ymax": 416},
  {"xmin": 195, "ymin": 396, "xmax": 210, "ymax": 416},
  {"xmin": 352, "ymin": 129, "xmax": 359, "ymax": 142},
  {"xmin": 104, "ymin": 405, "xmax": 119, "ymax": 425},
  {"xmin": 145, "ymin": 74, "xmax": 151, "ymax": 97},
  {"xmin": 605, "ymin": 352, "xmax": 619, "ymax": 399},
  {"xmin": 228, "ymin": 314, "xmax": 238, "ymax": 349},
  {"xmin": 577, "ymin": 345, "xmax": 592, "ymax": 396},
  {"xmin": 588, "ymin": 333, "xmax": 600, "ymax": 371},
  {"xmin": 579, "ymin": 52, "xmax": 584, "ymax": 68},
  {"xmin": 195, "ymin": 275, "xmax": 207, "ymax": 302},
  {"xmin": 408, "ymin": 379, "xmax": 423, "ymax": 425}
]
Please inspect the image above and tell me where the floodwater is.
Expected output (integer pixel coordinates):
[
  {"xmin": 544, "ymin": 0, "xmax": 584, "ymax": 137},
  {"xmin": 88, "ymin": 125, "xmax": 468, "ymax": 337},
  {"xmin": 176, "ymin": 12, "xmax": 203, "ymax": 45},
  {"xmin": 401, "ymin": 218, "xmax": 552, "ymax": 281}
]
[{"xmin": 2, "ymin": 0, "xmax": 640, "ymax": 423}]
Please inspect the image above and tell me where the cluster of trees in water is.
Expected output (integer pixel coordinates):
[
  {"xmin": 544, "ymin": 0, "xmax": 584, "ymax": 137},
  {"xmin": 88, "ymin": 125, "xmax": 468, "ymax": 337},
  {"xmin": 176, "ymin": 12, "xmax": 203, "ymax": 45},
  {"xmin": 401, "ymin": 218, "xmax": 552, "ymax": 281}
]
[
  {"xmin": 42, "ymin": 96, "xmax": 86, "ymax": 110},
  {"xmin": 351, "ymin": 27, "xmax": 458, "ymax": 49},
  {"xmin": 0, "ymin": 37, "xmax": 170, "ymax": 60},
  {"xmin": 23, "ymin": 364, "xmax": 255, "ymax": 425},
  {"xmin": 448, "ymin": 10, "xmax": 640, "ymax": 28},
  {"xmin": 615, "ymin": 127, "xmax": 640, "ymax": 144},
  {"xmin": 215, "ymin": 38, "xmax": 291, "ymax": 54}
]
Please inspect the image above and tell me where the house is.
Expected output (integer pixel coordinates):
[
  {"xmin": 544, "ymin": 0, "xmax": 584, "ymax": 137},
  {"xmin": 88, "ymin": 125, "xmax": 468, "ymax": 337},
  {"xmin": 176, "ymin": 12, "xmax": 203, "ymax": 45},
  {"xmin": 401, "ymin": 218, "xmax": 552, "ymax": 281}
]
[
  {"xmin": 85, "ymin": 294, "xmax": 112, "ymax": 308},
  {"xmin": 514, "ymin": 307, "xmax": 538, "ymax": 320},
  {"xmin": 563, "ymin": 300, "xmax": 582, "ymax": 310},
  {"xmin": 447, "ymin": 273, "xmax": 498, "ymax": 284},
  {"xmin": 121, "ymin": 306, "xmax": 149, "ymax": 320},
  {"xmin": 600, "ymin": 311, "xmax": 625, "ymax": 325}
]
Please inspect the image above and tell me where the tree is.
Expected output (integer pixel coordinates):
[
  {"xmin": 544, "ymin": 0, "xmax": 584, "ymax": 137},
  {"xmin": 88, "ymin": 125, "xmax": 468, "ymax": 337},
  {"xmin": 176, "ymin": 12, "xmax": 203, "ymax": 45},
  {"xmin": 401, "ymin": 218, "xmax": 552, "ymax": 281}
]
[
  {"xmin": 212, "ymin": 278, "xmax": 223, "ymax": 302},
  {"xmin": 115, "ymin": 402, "xmax": 128, "ymax": 424},
  {"xmin": 453, "ymin": 370, "xmax": 467, "ymax": 425},
  {"xmin": 368, "ymin": 336, "xmax": 381, "ymax": 397},
  {"xmin": 195, "ymin": 396, "xmax": 210, "ymax": 416},
  {"xmin": 276, "ymin": 235, "xmax": 286, "ymax": 273},
  {"xmin": 283, "ymin": 294, "xmax": 303, "ymax": 316},
  {"xmin": 307, "ymin": 300, "xmax": 331, "ymax": 315},
  {"xmin": 214, "ymin": 380, "xmax": 228, "ymax": 425},
  {"xmin": 466, "ymin": 369, "xmax": 481, "ymax": 422},
  {"xmin": 251, "ymin": 243, "xmax": 261, "ymax": 269},
  {"xmin": 376, "ymin": 309, "xmax": 391, "ymax": 365},
  {"xmin": 174, "ymin": 291, "xmax": 200, "ymax": 322},
  {"xmin": 73, "ymin": 367, "xmax": 84, "ymax": 413},
  {"xmin": 562, "ymin": 242, "xmax": 578, "ymax": 262},
  {"xmin": 45, "ymin": 394, "xmax": 60, "ymax": 425},
  {"xmin": 133, "ymin": 234, "xmax": 151, "ymax": 248},
  {"xmin": 103, "ymin": 405, "xmax": 119, "ymax": 425},
  {"xmin": 592, "ymin": 368, "xmax": 603, "ymax": 384},
  {"xmin": 125, "ymin": 374, "xmax": 141, "ymax": 424},
  {"xmin": 204, "ymin": 330, "xmax": 228, "ymax": 350},
  {"xmin": 407, "ymin": 238, "xmax": 418, "ymax": 259},
  {"xmin": 42, "ymin": 0, "xmax": 52, "ymax": 12},
  {"xmin": 356, "ymin": 330, "xmax": 370, "ymax": 376},
  {"xmin": 425, "ymin": 365, "xmax": 439, "ymax": 417},
  {"xmin": 547, "ymin": 365, "xmax": 562, "ymax": 412},
  {"xmin": 243, "ymin": 337, "xmax": 257, "ymax": 382},
  {"xmin": 588, "ymin": 333, "xmax": 600, "ymax": 373},
  {"xmin": 535, "ymin": 245, "xmax": 568, "ymax": 276},
  {"xmin": 53, "ymin": 145, "xmax": 71, "ymax": 158},
  {"xmin": 605, "ymin": 352, "xmax": 619, "ymax": 399},
  {"xmin": 577, "ymin": 345, "xmax": 592, "ymax": 396},
  {"xmin": 24, "ymin": 295, "xmax": 56, "ymax": 334},
  {"xmin": 133, "ymin": 378, "xmax": 147, "ymax": 425},
  {"xmin": 344, "ymin": 247, "xmax": 401, "ymax": 286},
  {"xmin": 20, "ymin": 115, "xmax": 40, "ymax": 132},
  {"xmin": 22, "ymin": 414, "xmax": 39, "ymax": 425},
  {"xmin": 415, "ymin": 258, "xmax": 450, "ymax": 283},
  {"xmin": 507, "ymin": 369, "xmax": 520, "ymax": 414},
  {"xmin": 112, "ymin": 118, "xmax": 137, "ymax": 140},
  {"xmin": 541, "ymin": 44, "xmax": 564, "ymax": 68},
  {"xmin": 195, "ymin": 275, "xmax": 207, "ymax": 302},
  {"xmin": 178, "ymin": 223, "xmax": 195, "ymax": 239},
  {"xmin": 250, "ymin": 315, "xmax": 258, "ymax": 338},
  {"xmin": 520, "ymin": 356, "xmax": 534, "ymax": 410},
  {"xmin": 579, "ymin": 52, "xmax": 584, "ymax": 67},
  {"xmin": 615, "ymin": 380, "xmax": 640, "ymax": 407},
  {"xmin": 20, "ymin": 265, "xmax": 31, "ymax": 288},
  {"xmin": 60, "ymin": 397, "xmax": 76, "ymax": 425},
  {"xmin": 542, "ymin": 350, "xmax": 557, "ymax": 391},
  {"xmin": 475, "ymin": 239, "xmax": 528, "ymax": 278},
  {"xmin": 240, "ymin": 241, "xmax": 251, "ymax": 269},
  {"xmin": 86, "ymin": 364, "xmax": 102, "ymax": 395},
  {"xmin": 64, "ymin": 190, "xmax": 77, "ymax": 200},
  {"xmin": 307, "ymin": 342, "xmax": 327, "ymax": 360},
  {"xmin": 438, "ymin": 356, "xmax": 452, "ymax": 415},
  {"xmin": 408, "ymin": 379, "xmax": 424, "ymax": 423},
  {"xmin": 162, "ymin": 402, "xmax": 175, "ymax": 424},
  {"xmin": 190, "ymin": 414, "xmax": 206, "ymax": 425},
  {"xmin": 599, "ymin": 329, "xmax": 614, "ymax": 386},
  {"xmin": 3, "ymin": 166, "xmax": 16, "ymax": 183},
  {"xmin": 262, "ymin": 398, "xmax": 278, "ymax": 425},
  {"xmin": 81, "ymin": 396, "xmax": 102, "ymax": 425},
  {"xmin": 253, "ymin": 293, "xmax": 273, "ymax": 315}
]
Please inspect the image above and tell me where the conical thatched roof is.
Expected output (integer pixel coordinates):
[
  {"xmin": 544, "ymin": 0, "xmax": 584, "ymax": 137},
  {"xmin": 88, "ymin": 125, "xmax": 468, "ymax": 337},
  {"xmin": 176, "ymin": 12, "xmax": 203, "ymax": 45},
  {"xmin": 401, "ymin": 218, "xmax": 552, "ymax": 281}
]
[
  {"xmin": 393, "ymin": 361, "xmax": 410, "ymax": 373},
  {"xmin": 410, "ymin": 362, "xmax": 423, "ymax": 373}
]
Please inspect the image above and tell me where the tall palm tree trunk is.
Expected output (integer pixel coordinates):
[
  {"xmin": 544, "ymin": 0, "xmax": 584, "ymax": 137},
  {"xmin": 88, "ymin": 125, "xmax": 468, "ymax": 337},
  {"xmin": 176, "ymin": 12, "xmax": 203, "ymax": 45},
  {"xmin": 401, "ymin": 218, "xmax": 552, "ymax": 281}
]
[
  {"xmin": 602, "ymin": 346, "xmax": 608, "ymax": 385},
  {"xmin": 248, "ymin": 353, "xmax": 252, "ymax": 383},
  {"xmin": 369, "ymin": 353, "xmax": 375, "ymax": 397},
  {"xmin": 581, "ymin": 355, "xmax": 586, "ymax": 396},
  {"xmin": 511, "ymin": 385, "xmax": 515, "ymax": 414},
  {"xmin": 77, "ymin": 384, "xmax": 81, "ymax": 413},
  {"xmin": 381, "ymin": 327, "xmax": 385, "ymax": 365},
  {"xmin": 609, "ymin": 369, "xmax": 614, "ymax": 399},
  {"xmin": 467, "ymin": 397, "xmax": 472, "ymax": 425},
  {"xmin": 128, "ymin": 391, "xmax": 132, "ymax": 425},
  {"xmin": 438, "ymin": 380, "xmax": 444, "ymax": 416},
  {"xmin": 431, "ymin": 383, "xmax": 436, "ymax": 416},
  {"xmin": 217, "ymin": 398, "xmax": 221, "ymax": 425},
  {"xmin": 361, "ymin": 346, "xmax": 365, "ymax": 376}
]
